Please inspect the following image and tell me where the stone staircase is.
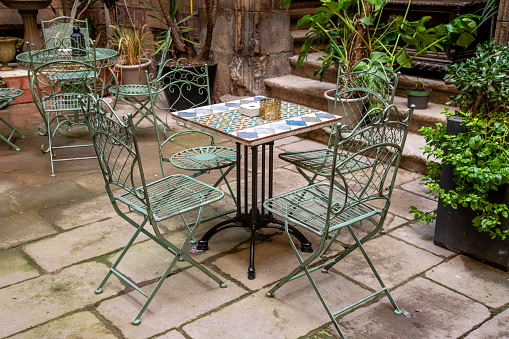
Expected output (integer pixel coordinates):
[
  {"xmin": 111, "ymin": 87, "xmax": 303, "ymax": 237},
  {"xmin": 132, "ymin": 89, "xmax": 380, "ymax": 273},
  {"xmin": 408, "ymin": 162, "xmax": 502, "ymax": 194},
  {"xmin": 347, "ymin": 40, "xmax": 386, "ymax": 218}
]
[{"xmin": 264, "ymin": 9, "xmax": 459, "ymax": 174}]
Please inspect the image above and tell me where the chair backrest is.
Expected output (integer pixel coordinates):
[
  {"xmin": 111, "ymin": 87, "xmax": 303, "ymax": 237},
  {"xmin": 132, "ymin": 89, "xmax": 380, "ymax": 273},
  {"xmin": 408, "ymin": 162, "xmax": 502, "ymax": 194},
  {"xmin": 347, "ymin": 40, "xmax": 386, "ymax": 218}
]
[
  {"xmin": 83, "ymin": 97, "xmax": 149, "ymax": 204},
  {"xmin": 42, "ymin": 16, "xmax": 90, "ymax": 49},
  {"xmin": 150, "ymin": 57, "xmax": 211, "ymax": 112},
  {"xmin": 331, "ymin": 58, "xmax": 400, "ymax": 131},
  {"xmin": 28, "ymin": 42, "xmax": 98, "ymax": 117},
  {"xmin": 325, "ymin": 103, "xmax": 414, "ymax": 231}
]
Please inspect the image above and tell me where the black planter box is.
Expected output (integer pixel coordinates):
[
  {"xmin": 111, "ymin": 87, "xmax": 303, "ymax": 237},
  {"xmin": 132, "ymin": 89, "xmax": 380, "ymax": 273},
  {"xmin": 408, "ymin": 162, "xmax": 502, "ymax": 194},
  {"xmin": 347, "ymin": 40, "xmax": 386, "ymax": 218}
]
[{"xmin": 434, "ymin": 116, "xmax": 509, "ymax": 271}]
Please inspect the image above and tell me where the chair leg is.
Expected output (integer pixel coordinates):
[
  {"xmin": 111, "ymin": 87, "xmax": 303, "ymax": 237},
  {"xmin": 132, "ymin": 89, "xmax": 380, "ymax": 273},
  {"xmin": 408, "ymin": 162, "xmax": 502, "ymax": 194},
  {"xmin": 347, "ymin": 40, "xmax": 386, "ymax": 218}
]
[{"xmin": 266, "ymin": 221, "xmax": 347, "ymax": 338}]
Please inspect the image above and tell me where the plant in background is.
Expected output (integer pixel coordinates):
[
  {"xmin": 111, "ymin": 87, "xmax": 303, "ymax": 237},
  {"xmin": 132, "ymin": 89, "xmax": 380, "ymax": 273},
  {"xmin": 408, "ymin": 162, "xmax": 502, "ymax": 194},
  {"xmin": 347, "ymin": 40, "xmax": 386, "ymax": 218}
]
[
  {"xmin": 282, "ymin": 0, "xmax": 480, "ymax": 80},
  {"xmin": 109, "ymin": 22, "xmax": 152, "ymax": 65},
  {"xmin": 143, "ymin": 0, "xmax": 218, "ymax": 64},
  {"xmin": 410, "ymin": 40, "xmax": 509, "ymax": 239}
]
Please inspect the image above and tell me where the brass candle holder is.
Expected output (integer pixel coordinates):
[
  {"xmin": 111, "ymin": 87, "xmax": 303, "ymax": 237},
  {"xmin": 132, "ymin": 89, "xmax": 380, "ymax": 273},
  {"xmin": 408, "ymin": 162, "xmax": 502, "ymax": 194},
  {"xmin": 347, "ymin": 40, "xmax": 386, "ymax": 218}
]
[{"xmin": 259, "ymin": 98, "xmax": 281, "ymax": 120}]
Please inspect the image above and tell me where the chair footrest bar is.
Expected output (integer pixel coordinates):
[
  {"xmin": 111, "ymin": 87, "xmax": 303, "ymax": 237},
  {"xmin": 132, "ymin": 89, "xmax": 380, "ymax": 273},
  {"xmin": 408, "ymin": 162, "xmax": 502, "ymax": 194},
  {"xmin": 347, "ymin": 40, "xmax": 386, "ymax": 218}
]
[
  {"xmin": 332, "ymin": 288, "xmax": 388, "ymax": 317},
  {"xmin": 52, "ymin": 156, "xmax": 97, "ymax": 162},
  {"xmin": 110, "ymin": 267, "xmax": 149, "ymax": 298}
]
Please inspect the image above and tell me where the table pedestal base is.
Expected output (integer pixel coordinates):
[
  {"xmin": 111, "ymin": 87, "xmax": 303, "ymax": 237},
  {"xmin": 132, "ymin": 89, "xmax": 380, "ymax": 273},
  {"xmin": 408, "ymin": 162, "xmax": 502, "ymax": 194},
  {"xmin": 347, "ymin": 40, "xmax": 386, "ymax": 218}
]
[{"xmin": 196, "ymin": 142, "xmax": 313, "ymax": 280}]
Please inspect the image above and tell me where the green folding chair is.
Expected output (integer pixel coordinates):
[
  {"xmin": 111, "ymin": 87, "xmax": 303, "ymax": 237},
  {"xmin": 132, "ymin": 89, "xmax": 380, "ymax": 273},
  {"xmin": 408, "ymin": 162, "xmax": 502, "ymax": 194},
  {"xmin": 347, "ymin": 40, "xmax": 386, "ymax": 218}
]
[
  {"xmin": 109, "ymin": 29, "xmax": 173, "ymax": 135},
  {"xmin": 82, "ymin": 97, "xmax": 227, "ymax": 325},
  {"xmin": 146, "ymin": 58, "xmax": 237, "ymax": 227},
  {"xmin": 28, "ymin": 38, "xmax": 99, "ymax": 176},
  {"xmin": 279, "ymin": 58, "xmax": 400, "ymax": 186},
  {"xmin": 263, "ymin": 103, "xmax": 414, "ymax": 338},
  {"xmin": 0, "ymin": 87, "xmax": 25, "ymax": 151}
]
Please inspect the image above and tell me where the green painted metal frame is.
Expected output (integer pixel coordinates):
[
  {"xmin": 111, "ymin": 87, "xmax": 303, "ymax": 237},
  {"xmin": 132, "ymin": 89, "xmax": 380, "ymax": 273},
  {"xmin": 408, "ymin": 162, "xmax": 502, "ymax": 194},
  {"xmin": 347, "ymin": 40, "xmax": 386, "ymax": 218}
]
[
  {"xmin": 263, "ymin": 102, "xmax": 414, "ymax": 338},
  {"xmin": 82, "ymin": 96, "xmax": 227, "ymax": 325},
  {"xmin": 147, "ymin": 58, "xmax": 238, "ymax": 226},
  {"xmin": 109, "ymin": 29, "xmax": 173, "ymax": 136},
  {"xmin": 279, "ymin": 58, "xmax": 401, "ymax": 186},
  {"xmin": 0, "ymin": 88, "xmax": 25, "ymax": 151}
]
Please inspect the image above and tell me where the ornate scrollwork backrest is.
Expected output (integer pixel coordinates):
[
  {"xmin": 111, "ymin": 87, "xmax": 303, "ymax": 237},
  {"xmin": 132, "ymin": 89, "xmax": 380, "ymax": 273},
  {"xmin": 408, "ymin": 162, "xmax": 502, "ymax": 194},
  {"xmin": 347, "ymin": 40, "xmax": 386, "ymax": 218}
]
[
  {"xmin": 83, "ymin": 99, "xmax": 147, "ymax": 203},
  {"xmin": 328, "ymin": 103, "xmax": 414, "ymax": 215},
  {"xmin": 330, "ymin": 58, "xmax": 401, "ymax": 139},
  {"xmin": 41, "ymin": 16, "xmax": 90, "ymax": 49}
]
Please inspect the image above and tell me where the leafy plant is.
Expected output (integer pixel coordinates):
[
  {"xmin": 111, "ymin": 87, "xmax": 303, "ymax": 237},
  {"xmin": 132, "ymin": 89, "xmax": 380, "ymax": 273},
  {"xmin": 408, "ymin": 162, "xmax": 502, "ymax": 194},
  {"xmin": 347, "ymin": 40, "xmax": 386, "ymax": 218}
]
[
  {"xmin": 411, "ymin": 40, "xmax": 509, "ymax": 240},
  {"xmin": 109, "ymin": 22, "xmax": 152, "ymax": 65},
  {"xmin": 284, "ymin": 0, "xmax": 479, "ymax": 80}
]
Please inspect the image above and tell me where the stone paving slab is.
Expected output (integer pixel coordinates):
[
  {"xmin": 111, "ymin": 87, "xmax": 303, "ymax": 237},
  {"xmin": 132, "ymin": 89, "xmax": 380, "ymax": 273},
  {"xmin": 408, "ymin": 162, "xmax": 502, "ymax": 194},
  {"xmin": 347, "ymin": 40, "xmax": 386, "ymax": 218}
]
[
  {"xmin": 426, "ymin": 255, "xmax": 509, "ymax": 308},
  {"xmin": 336, "ymin": 235, "xmax": 443, "ymax": 290},
  {"xmin": 97, "ymin": 267, "xmax": 246, "ymax": 339},
  {"xmin": 0, "ymin": 262, "xmax": 122, "ymax": 338},
  {"xmin": 400, "ymin": 177, "xmax": 438, "ymax": 199},
  {"xmin": 38, "ymin": 194, "xmax": 117, "ymax": 231},
  {"xmin": 24, "ymin": 217, "xmax": 150, "ymax": 272},
  {"xmin": 182, "ymin": 270, "xmax": 369, "ymax": 339},
  {"xmin": 213, "ymin": 231, "xmax": 344, "ymax": 291},
  {"xmin": 8, "ymin": 312, "xmax": 117, "ymax": 339},
  {"xmin": 339, "ymin": 277, "xmax": 490, "ymax": 338},
  {"xmin": 0, "ymin": 211, "xmax": 57, "ymax": 250},
  {"xmin": 370, "ymin": 188, "xmax": 438, "ymax": 221},
  {"xmin": 465, "ymin": 307, "xmax": 509, "ymax": 338},
  {"xmin": 390, "ymin": 221, "xmax": 456, "ymax": 258},
  {"xmin": 155, "ymin": 330, "xmax": 187, "ymax": 339},
  {"xmin": 0, "ymin": 248, "xmax": 39, "ymax": 288}
]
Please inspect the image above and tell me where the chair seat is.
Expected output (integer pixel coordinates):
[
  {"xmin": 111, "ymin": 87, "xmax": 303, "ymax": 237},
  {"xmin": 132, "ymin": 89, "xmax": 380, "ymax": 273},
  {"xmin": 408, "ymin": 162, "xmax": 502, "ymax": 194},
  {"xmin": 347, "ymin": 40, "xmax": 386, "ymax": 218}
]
[
  {"xmin": 117, "ymin": 173, "xmax": 224, "ymax": 221},
  {"xmin": 279, "ymin": 148, "xmax": 372, "ymax": 176},
  {"xmin": 170, "ymin": 146, "xmax": 237, "ymax": 171},
  {"xmin": 264, "ymin": 182, "xmax": 380, "ymax": 235},
  {"xmin": 109, "ymin": 84, "xmax": 153, "ymax": 97}
]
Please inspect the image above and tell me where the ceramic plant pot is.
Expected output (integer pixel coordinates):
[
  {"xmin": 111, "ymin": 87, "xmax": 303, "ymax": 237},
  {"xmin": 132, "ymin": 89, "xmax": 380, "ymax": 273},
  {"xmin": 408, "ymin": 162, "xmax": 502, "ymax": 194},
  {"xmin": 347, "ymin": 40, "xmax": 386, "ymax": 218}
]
[
  {"xmin": 324, "ymin": 89, "xmax": 368, "ymax": 129},
  {"xmin": 115, "ymin": 58, "xmax": 151, "ymax": 101},
  {"xmin": 407, "ymin": 88, "xmax": 432, "ymax": 109}
]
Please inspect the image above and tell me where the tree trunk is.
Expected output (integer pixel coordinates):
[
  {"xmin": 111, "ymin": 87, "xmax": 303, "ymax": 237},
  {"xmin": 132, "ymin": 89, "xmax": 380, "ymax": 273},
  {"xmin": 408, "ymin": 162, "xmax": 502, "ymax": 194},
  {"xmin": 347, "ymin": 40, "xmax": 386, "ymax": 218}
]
[{"xmin": 196, "ymin": 0, "xmax": 218, "ymax": 63}]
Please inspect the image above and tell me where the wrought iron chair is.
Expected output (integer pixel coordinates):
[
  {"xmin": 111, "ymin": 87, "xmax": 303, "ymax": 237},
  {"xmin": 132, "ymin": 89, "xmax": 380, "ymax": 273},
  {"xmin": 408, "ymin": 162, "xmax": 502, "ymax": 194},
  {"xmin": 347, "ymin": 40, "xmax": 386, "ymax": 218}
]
[
  {"xmin": 41, "ymin": 16, "xmax": 90, "ymax": 49},
  {"xmin": 82, "ymin": 96, "xmax": 227, "ymax": 325},
  {"xmin": 263, "ymin": 103, "xmax": 414, "ymax": 338},
  {"xmin": 0, "ymin": 87, "xmax": 25, "ymax": 151},
  {"xmin": 28, "ymin": 38, "xmax": 98, "ymax": 176},
  {"xmin": 279, "ymin": 59, "xmax": 400, "ymax": 186},
  {"xmin": 146, "ymin": 58, "xmax": 237, "ymax": 225},
  {"xmin": 108, "ymin": 29, "xmax": 173, "ymax": 135}
]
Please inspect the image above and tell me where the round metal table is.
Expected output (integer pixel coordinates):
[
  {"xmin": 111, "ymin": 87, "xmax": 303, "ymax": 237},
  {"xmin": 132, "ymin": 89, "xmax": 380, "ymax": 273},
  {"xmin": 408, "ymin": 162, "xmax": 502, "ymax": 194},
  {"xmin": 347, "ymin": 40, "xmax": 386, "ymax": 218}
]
[{"xmin": 16, "ymin": 48, "xmax": 118, "ymax": 70}]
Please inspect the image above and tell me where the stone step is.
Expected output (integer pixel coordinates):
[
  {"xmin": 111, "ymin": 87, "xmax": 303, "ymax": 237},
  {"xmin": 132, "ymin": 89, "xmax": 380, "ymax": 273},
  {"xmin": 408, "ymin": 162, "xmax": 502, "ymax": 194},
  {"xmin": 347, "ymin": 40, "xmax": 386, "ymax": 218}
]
[
  {"xmin": 290, "ymin": 31, "xmax": 328, "ymax": 61},
  {"xmin": 289, "ymin": 52, "xmax": 459, "ymax": 105}
]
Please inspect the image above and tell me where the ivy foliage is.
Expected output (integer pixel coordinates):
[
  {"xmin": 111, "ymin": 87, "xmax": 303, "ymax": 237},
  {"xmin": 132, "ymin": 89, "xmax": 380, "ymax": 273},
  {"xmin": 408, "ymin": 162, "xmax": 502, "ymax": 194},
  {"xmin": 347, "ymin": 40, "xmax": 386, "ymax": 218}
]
[{"xmin": 411, "ymin": 40, "xmax": 509, "ymax": 239}]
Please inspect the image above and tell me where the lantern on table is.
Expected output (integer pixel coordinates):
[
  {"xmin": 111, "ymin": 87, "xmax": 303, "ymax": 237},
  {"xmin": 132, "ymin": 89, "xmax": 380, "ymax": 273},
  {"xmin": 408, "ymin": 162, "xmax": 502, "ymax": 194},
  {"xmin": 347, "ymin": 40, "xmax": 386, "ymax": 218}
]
[{"xmin": 70, "ymin": 26, "xmax": 86, "ymax": 56}]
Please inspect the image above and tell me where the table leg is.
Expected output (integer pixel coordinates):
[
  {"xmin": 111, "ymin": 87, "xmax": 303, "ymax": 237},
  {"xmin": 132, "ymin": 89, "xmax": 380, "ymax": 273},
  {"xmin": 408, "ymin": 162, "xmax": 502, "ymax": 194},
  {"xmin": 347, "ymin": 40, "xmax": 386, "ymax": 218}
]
[{"xmin": 196, "ymin": 141, "xmax": 313, "ymax": 280}]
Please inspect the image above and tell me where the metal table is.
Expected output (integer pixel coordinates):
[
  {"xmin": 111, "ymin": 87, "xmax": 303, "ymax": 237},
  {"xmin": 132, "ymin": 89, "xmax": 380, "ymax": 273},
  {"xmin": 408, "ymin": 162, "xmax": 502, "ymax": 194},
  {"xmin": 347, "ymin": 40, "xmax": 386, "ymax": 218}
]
[
  {"xmin": 16, "ymin": 48, "xmax": 118, "ymax": 70},
  {"xmin": 170, "ymin": 97, "xmax": 343, "ymax": 279}
]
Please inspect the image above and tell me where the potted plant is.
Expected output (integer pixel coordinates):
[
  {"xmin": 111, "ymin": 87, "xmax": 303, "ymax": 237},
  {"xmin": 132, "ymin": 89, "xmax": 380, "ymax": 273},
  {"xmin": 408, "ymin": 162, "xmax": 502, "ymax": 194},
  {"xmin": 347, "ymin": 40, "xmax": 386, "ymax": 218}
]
[
  {"xmin": 406, "ymin": 78, "xmax": 432, "ymax": 109},
  {"xmin": 410, "ymin": 39, "xmax": 509, "ymax": 271},
  {"xmin": 285, "ymin": 0, "xmax": 480, "ymax": 112},
  {"xmin": 108, "ymin": 21, "xmax": 152, "ymax": 88}
]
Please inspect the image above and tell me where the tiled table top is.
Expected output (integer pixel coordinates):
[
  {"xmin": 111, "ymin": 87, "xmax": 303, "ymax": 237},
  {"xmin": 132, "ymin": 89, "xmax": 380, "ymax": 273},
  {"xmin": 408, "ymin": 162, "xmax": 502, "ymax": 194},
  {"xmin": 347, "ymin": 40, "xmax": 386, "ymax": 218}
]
[{"xmin": 171, "ymin": 97, "xmax": 342, "ymax": 146}]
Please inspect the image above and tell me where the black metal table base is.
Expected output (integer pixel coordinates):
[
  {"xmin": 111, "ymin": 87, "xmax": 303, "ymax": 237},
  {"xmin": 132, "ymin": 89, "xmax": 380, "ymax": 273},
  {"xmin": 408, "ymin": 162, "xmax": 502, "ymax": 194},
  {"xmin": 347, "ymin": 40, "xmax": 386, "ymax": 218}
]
[{"xmin": 196, "ymin": 142, "xmax": 313, "ymax": 279}]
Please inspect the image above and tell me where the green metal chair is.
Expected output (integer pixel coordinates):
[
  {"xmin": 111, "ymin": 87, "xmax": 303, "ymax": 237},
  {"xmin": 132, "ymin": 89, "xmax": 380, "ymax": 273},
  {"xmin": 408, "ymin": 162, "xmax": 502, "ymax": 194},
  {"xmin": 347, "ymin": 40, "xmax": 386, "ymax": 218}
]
[
  {"xmin": 0, "ymin": 87, "xmax": 25, "ymax": 151},
  {"xmin": 279, "ymin": 59, "xmax": 400, "ymax": 186},
  {"xmin": 28, "ymin": 38, "xmax": 98, "ymax": 176},
  {"xmin": 146, "ymin": 58, "xmax": 237, "ymax": 226},
  {"xmin": 41, "ymin": 16, "xmax": 90, "ymax": 49},
  {"xmin": 108, "ymin": 29, "xmax": 173, "ymax": 135},
  {"xmin": 82, "ymin": 96, "xmax": 227, "ymax": 325},
  {"xmin": 263, "ymin": 103, "xmax": 414, "ymax": 338}
]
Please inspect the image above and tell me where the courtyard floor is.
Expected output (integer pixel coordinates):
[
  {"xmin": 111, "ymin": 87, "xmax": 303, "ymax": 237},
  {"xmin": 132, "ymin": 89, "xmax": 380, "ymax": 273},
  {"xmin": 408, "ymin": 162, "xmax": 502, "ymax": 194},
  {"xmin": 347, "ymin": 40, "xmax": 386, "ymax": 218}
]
[{"xmin": 0, "ymin": 98, "xmax": 508, "ymax": 339}]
